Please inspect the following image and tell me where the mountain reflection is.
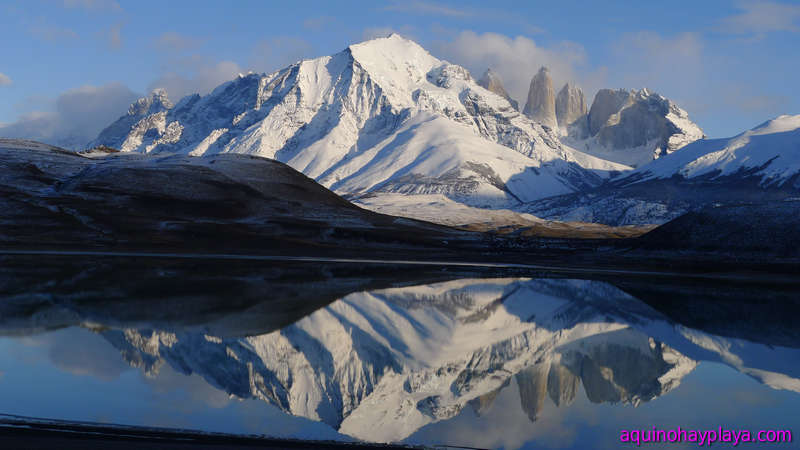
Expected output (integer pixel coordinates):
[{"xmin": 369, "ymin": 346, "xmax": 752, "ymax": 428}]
[{"xmin": 37, "ymin": 277, "xmax": 796, "ymax": 443}]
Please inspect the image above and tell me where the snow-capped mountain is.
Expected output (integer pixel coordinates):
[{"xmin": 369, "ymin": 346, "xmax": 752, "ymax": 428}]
[
  {"xmin": 562, "ymin": 88, "xmax": 705, "ymax": 168},
  {"xmin": 98, "ymin": 278, "xmax": 800, "ymax": 442},
  {"xmin": 84, "ymin": 35, "xmax": 795, "ymax": 232},
  {"xmin": 525, "ymin": 115, "xmax": 800, "ymax": 226},
  {"xmin": 623, "ymin": 114, "xmax": 800, "ymax": 186},
  {"xmin": 92, "ymin": 35, "xmax": 628, "ymax": 211}
]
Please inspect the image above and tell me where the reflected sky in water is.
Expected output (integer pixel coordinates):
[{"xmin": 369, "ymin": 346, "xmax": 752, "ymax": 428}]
[
  {"xmin": 0, "ymin": 263, "xmax": 798, "ymax": 449},
  {"xmin": 0, "ymin": 327, "xmax": 348, "ymax": 442}
]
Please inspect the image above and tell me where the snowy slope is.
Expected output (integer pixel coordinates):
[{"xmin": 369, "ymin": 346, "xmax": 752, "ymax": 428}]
[
  {"xmin": 524, "ymin": 116, "xmax": 800, "ymax": 226},
  {"xmin": 98, "ymin": 278, "xmax": 800, "ymax": 442},
  {"xmin": 93, "ymin": 35, "xmax": 629, "ymax": 210},
  {"xmin": 625, "ymin": 114, "xmax": 800, "ymax": 186},
  {"xmin": 354, "ymin": 193, "xmax": 546, "ymax": 228}
]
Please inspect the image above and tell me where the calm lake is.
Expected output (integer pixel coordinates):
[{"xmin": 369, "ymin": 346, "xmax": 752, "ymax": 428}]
[{"xmin": 0, "ymin": 256, "xmax": 798, "ymax": 449}]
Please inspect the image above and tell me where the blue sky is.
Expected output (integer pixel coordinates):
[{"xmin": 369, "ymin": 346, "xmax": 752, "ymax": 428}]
[{"xmin": 1, "ymin": 0, "xmax": 799, "ymax": 146}]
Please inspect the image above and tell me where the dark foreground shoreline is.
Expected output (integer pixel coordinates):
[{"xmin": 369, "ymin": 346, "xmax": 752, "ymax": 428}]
[
  {"xmin": 2, "ymin": 245, "xmax": 798, "ymax": 280},
  {"xmin": 0, "ymin": 415, "xmax": 428, "ymax": 450}
]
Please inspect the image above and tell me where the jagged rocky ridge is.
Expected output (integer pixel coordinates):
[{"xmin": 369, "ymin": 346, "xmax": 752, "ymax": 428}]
[
  {"xmin": 562, "ymin": 88, "xmax": 705, "ymax": 168},
  {"xmin": 86, "ymin": 278, "xmax": 800, "ymax": 442},
  {"xmin": 482, "ymin": 66, "xmax": 703, "ymax": 170},
  {"xmin": 92, "ymin": 35, "xmax": 628, "ymax": 211}
]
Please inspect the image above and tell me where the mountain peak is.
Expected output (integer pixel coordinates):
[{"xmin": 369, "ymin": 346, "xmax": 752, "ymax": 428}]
[
  {"xmin": 749, "ymin": 114, "xmax": 800, "ymax": 136},
  {"xmin": 478, "ymin": 68, "xmax": 519, "ymax": 110},
  {"xmin": 481, "ymin": 67, "xmax": 500, "ymax": 79},
  {"xmin": 523, "ymin": 66, "xmax": 557, "ymax": 129},
  {"xmin": 128, "ymin": 89, "xmax": 172, "ymax": 116},
  {"xmin": 555, "ymin": 83, "xmax": 587, "ymax": 128},
  {"xmin": 345, "ymin": 34, "xmax": 441, "ymax": 104},
  {"xmin": 347, "ymin": 34, "xmax": 438, "ymax": 65},
  {"xmin": 348, "ymin": 33, "xmax": 429, "ymax": 57}
]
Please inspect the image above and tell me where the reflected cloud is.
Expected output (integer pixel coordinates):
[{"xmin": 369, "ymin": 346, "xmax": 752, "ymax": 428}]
[{"xmin": 11, "ymin": 328, "xmax": 131, "ymax": 381}]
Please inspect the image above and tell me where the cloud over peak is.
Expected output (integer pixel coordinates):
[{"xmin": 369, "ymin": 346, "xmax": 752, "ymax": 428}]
[
  {"xmin": 432, "ymin": 31, "xmax": 591, "ymax": 107},
  {"xmin": 61, "ymin": 0, "xmax": 122, "ymax": 12},
  {"xmin": 383, "ymin": 1, "xmax": 472, "ymax": 18},
  {"xmin": 719, "ymin": 0, "xmax": 800, "ymax": 35},
  {"xmin": 0, "ymin": 83, "xmax": 139, "ymax": 149}
]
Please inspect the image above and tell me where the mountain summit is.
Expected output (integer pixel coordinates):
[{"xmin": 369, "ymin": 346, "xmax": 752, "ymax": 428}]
[
  {"xmin": 477, "ymin": 68, "xmax": 519, "ymax": 110},
  {"xmin": 523, "ymin": 67, "xmax": 558, "ymax": 129},
  {"xmin": 555, "ymin": 82, "xmax": 587, "ymax": 128}
]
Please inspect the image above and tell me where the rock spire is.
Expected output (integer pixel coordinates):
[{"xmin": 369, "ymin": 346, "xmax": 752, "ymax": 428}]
[{"xmin": 523, "ymin": 67, "xmax": 557, "ymax": 129}]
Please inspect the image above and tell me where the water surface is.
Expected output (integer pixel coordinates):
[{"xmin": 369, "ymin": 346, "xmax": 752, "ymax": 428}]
[{"xmin": 0, "ymin": 256, "xmax": 797, "ymax": 449}]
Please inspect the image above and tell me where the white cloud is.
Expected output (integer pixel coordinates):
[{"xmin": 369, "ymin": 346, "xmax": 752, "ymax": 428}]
[
  {"xmin": 14, "ymin": 328, "xmax": 131, "ymax": 381},
  {"xmin": 431, "ymin": 31, "xmax": 592, "ymax": 108},
  {"xmin": 303, "ymin": 16, "xmax": 336, "ymax": 31},
  {"xmin": 29, "ymin": 24, "xmax": 79, "ymax": 42},
  {"xmin": 719, "ymin": 0, "xmax": 800, "ymax": 35},
  {"xmin": 610, "ymin": 31, "xmax": 704, "ymax": 90},
  {"xmin": 146, "ymin": 31, "xmax": 247, "ymax": 101},
  {"xmin": 605, "ymin": 30, "xmax": 791, "ymax": 135},
  {"xmin": 106, "ymin": 22, "xmax": 123, "ymax": 49},
  {"xmin": 384, "ymin": 1, "xmax": 471, "ymax": 18},
  {"xmin": 0, "ymin": 72, "xmax": 11, "ymax": 86},
  {"xmin": 249, "ymin": 37, "xmax": 314, "ymax": 73},
  {"xmin": 61, "ymin": 0, "xmax": 122, "ymax": 12},
  {"xmin": 606, "ymin": 31, "xmax": 708, "ymax": 115},
  {"xmin": 0, "ymin": 83, "xmax": 139, "ymax": 149},
  {"xmin": 154, "ymin": 31, "xmax": 201, "ymax": 53},
  {"xmin": 719, "ymin": 84, "xmax": 789, "ymax": 113},
  {"xmin": 147, "ymin": 60, "xmax": 243, "ymax": 102}
]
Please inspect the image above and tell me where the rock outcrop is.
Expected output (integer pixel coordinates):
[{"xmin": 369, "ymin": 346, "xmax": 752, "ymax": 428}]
[
  {"xmin": 477, "ymin": 68, "xmax": 519, "ymax": 110},
  {"xmin": 523, "ymin": 67, "xmax": 557, "ymax": 129},
  {"xmin": 592, "ymin": 88, "xmax": 703, "ymax": 158},
  {"xmin": 587, "ymin": 89, "xmax": 635, "ymax": 136},
  {"xmin": 555, "ymin": 83, "xmax": 587, "ymax": 128},
  {"xmin": 560, "ymin": 87, "xmax": 704, "ymax": 167}
]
